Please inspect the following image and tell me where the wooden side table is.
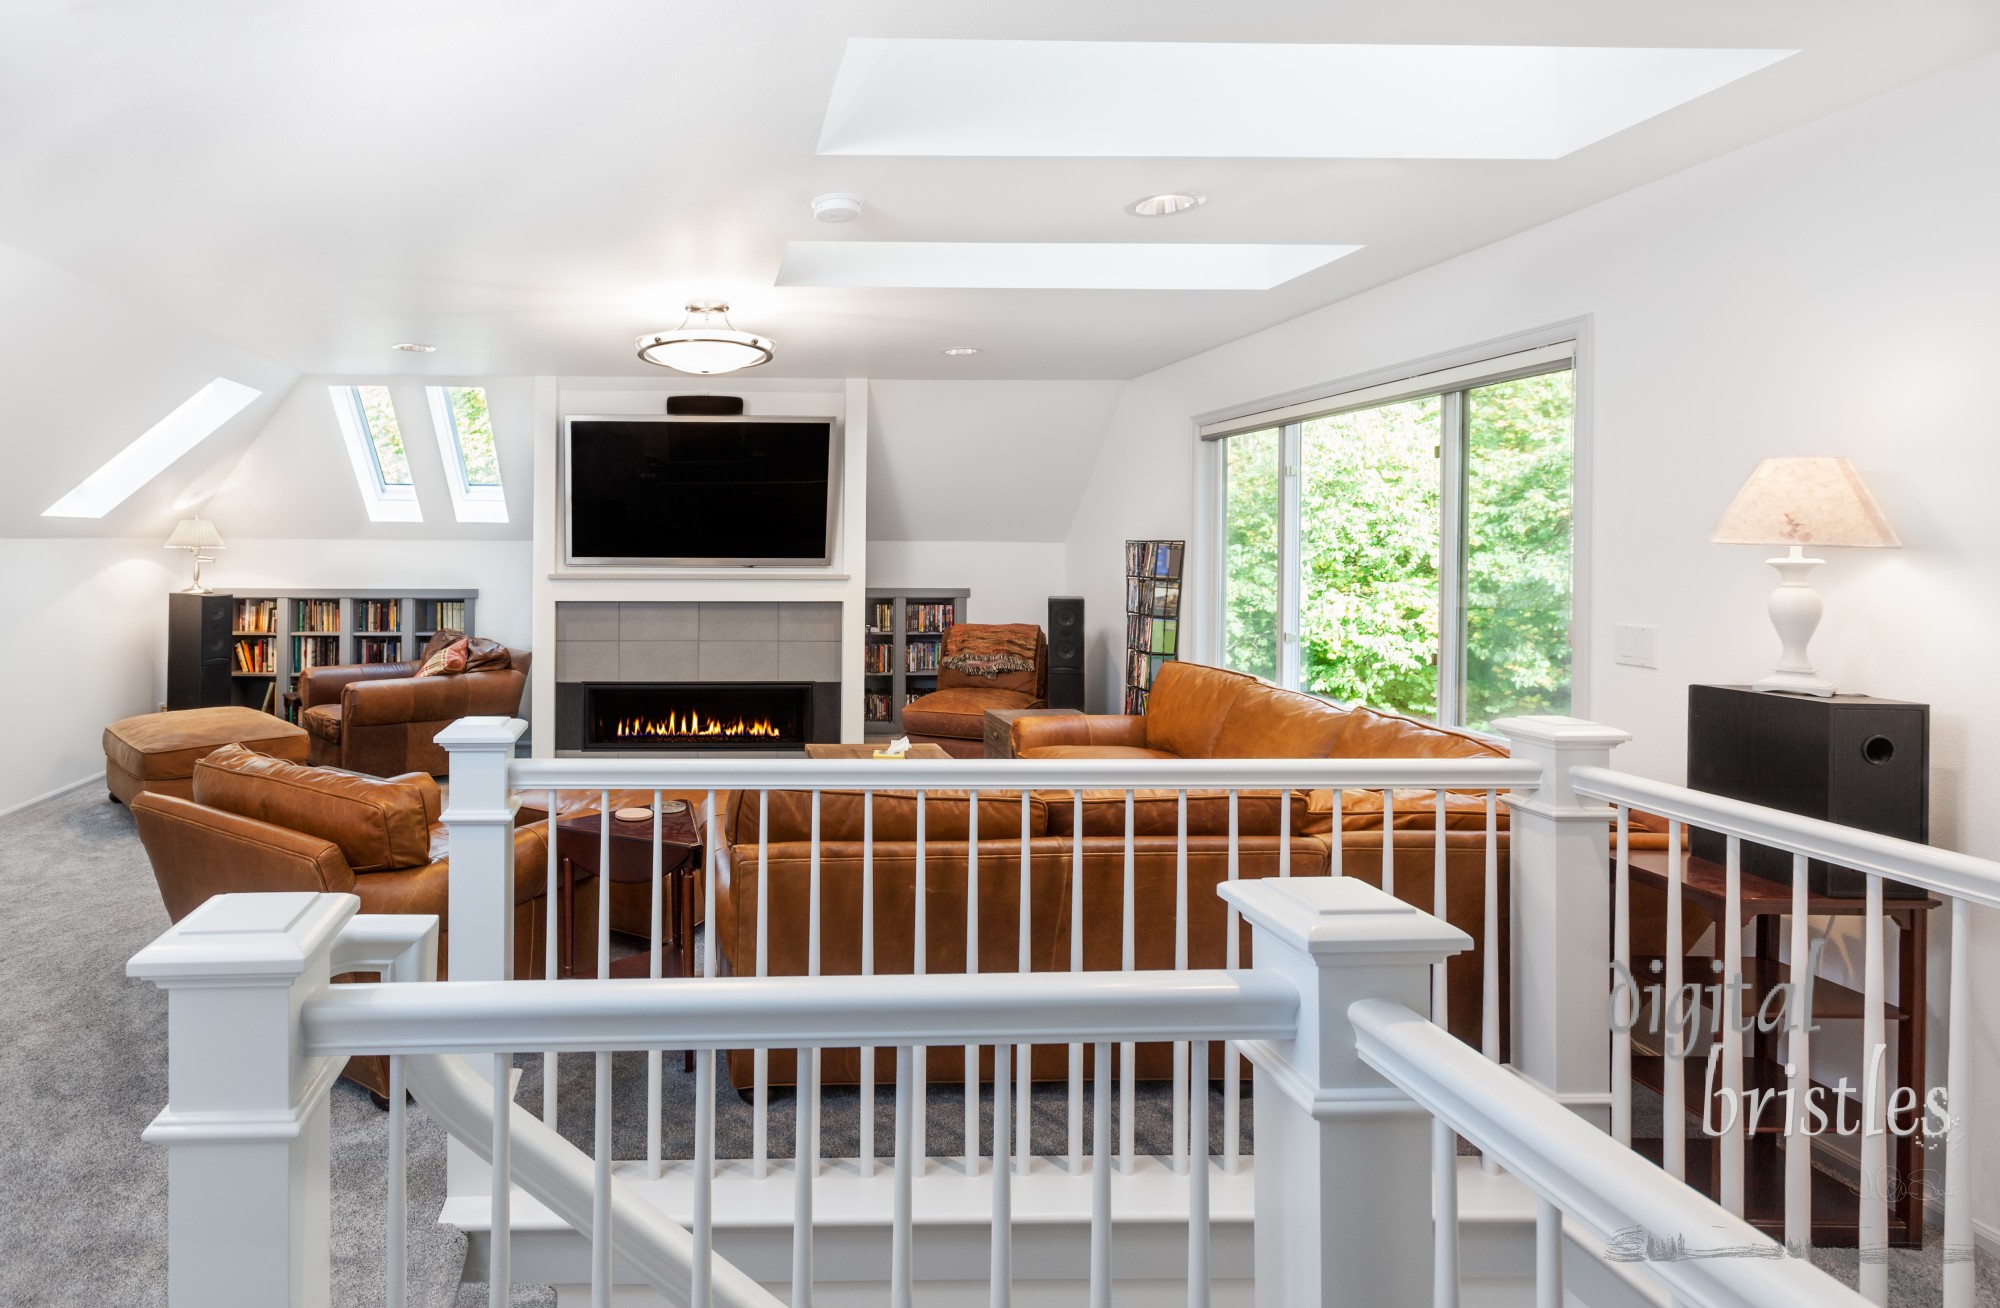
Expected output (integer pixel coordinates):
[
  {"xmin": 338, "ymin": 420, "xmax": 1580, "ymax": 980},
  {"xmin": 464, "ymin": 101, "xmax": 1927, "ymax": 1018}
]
[
  {"xmin": 803, "ymin": 742, "xmax": 953, "ymax": 761},
  {"xmin": 1621, "ymin": 847, "xmax": 1936, "ymax": 1247},
  {"xmin": 556, "ymin": 803, "xmax": 703, "ymax": 982},
  {"xmin": 981, "ymin": 707, "xmax": 1085, "ymax": 758}
]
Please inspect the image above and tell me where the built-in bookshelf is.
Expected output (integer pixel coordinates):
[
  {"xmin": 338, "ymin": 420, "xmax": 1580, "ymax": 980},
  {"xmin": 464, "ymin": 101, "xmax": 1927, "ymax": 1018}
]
[
  {"xmin": 165, "ymin": 589, "xmax": 479, "ymax": 719},
  {"xmin": 861, "ymin": 587, "xmax": 968, "ymax": 739},
  {"xmin": 1123, "ymin": 540, "xmax": 1184, "ymax": 715}
]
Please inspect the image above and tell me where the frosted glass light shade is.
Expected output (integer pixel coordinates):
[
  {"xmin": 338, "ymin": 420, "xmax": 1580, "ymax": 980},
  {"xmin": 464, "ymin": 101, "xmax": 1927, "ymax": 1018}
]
[
  {"xmin": 164, "ymin": 517, "xmax": 225, "ymax": 551},
  {"xmin": 1709, "ymin": 457, "xmax": 1899, "ymax": 548},
  {"xmin": 635, "ymin": 330, "xmax": 775, "ymax": 375}
]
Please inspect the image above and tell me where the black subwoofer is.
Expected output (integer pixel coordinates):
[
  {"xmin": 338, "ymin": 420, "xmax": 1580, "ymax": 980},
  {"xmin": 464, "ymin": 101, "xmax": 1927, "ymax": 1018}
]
[
  {"xmin": 1686, "ymin": 684, "xmax": 1928, "ymax": 897},
  {"xmin": 1047, "ymin": 595, "xmax": 1085, "ymax": 710}
]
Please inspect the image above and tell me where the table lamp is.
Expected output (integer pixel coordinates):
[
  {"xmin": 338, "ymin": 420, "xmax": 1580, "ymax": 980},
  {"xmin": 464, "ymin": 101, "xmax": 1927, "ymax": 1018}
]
[
  {"xmin": 165, "ymin": 516, "xmax": 226, "ymax": 594},
  {"xmin": 1709, "ymin": 457, "xmax": 1898, "ymax": 696}
]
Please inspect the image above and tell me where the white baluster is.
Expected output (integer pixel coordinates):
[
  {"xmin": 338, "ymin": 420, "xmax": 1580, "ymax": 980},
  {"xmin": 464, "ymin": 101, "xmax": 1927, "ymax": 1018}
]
[
  {"xmin": 1330, "ymin": 789, "xmax": 1344, "ymax": 878},
  {"xmin": 915, "ymin": 789, "xmax": 928, "ymax": 1170},
  {"xmin": 1482, "ymin": 787, "xmax": 1502, "ymax": 1176},
  {"xmin": 598, "ymin": 789, "xmax": 611, "ymax": 982},
  {"xmin": 967, "ymin": 787, "xmax": 981, "ymax": 1173},
  {"xmin": 1382, "ymin": 787, "xmax": 1396, "ymax": 896},
  {"xmin": 1069, "ymin": 790, "xmax": 1084, "ymax": 1173},
  {"xmin": 794, "ymin": 1045, "xmax": 816, "ymax": 1308},
  {"xmin": 1433, "ymin": 788, "xmax": 1449, "ymax": 1029},
  {"xmin": 861, "ymin": 789, "xmax": 876, "ymax": 1178},
  {"xmin": 1784, "ymin": 851, "xmax": 1811, "ymax": 1257},
  {"xmin": 1534, "ymin": 1196, "xmax": 1561, "ymax": 1308},
  {"xmin": 648, "ymin": 789, "xmax": 663, "ymax": 1181},
  {"xmin": 546, "ymin": 787, "xmax": 561, "ymax": 1129},
  {"xmin": 1433, "ymin": 1116, "xmax": 1459, "ymax": 1308},
  {"xmin": 388, "ymin": 1054, "xmax": 407, "ymax": 1308},
  {"xmin": 1944, "ymin": 896, "xmax": 1973, "ymax": 1307},
  {"xmin": 1122, "ymin": 788, "xmax": 1135, "ymax": 1173},
  {"xmin": 1859, "ymin": 873, "xmax": 1888, "ymax": 1305},
  {"xmin": 491, "ymin": 1052, "xmax": 511, "ymax": 1308},
  {"xmin": 1090, "ymin": 1041, "xmax": 1112, "ymax": 1308},
  {"xmin": 991, "ymin": 1042, "xmax": 1013, "ymax": 1308},
  {"xmin": 755, "ymin": 789, "xmax": 770, "ymax": 1180},
  {"xmin": 1174, "ymin": 787, "xmax": 1190, "ymax": 1174},
  {"xmin": 1720, "ymin": 835, "xmax": 1745, "ymax": 1217},
  {"xmin": 1017, "ymin": 789, "xmax": 1033, "ymax": 1177},
  {"xmin": 1611, "ymin": 806, "xmax": 1630, "ymax": 1147},
  {"xmin": 1664, "ymin": 820, "xmax": 1685, "ymax": 1182},
  {"xmin": 1278, "ymin": 784, "xmax": 1291, "ymax": 878},
  {"xmin": 892, "ymin": 1046, "xmax": 915, "ymax": 1308},
  {"xmin": 592, "ymin": 1045, "xmax": 612, "ymax": 1308},
  {"xmin": 1225, "ymin": 790, "xmax": 1242, "ymax": 1176},
  {"xmin": 1189, "ymin": 1039, "xmax": 1211, "ymax": 1308},
  {"xmin": 694, "ymin": 789, "xmax": 719, "ymax": 1308}
]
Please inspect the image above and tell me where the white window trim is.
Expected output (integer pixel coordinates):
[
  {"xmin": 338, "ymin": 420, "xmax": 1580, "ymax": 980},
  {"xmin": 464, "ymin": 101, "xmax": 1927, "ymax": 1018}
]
[
  {"xmin": 425, "ymin": 386, "xmax": 508, "ymax": 524},
  {"xmin": 1191, "ymin": 317, "xmax": 1593, "ymax": 724},
  {"xmin": 327, "ymin": 385, "xmax": 421, "ymax": 523}
]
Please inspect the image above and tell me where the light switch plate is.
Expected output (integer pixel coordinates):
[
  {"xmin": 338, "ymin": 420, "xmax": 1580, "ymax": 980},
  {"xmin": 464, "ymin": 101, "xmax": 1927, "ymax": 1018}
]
[{"xmin": 1612, "ymin": 624, "xmax": 1659, "ymax": 669}]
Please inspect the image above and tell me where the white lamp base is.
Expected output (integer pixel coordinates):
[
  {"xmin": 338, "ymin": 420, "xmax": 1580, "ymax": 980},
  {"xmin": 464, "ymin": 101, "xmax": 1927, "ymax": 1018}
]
[{"xmin": 1753, "ymin": 545, "xmax": 1835, "ymax": 697}]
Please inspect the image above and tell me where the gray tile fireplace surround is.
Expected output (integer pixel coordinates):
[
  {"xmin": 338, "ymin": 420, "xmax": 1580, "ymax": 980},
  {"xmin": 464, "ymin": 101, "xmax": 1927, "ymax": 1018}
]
[{"xmin": 554, "ymin": 601, "xmax": 841, "ymax": 757}]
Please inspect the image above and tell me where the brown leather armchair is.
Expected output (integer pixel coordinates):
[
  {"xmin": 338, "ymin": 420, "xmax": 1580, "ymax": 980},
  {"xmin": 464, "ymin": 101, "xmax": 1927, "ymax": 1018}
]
[
  {"xmin": 900, "ymin": 623, "xmax": 1048, "ymax": 759},
  {"xmin": 299, "ymin": 635, "xmax": 530, "ymax": 777},
  {"xmin": 129, "ymin": 744, "xmax": 591, "ymax": 1096}
]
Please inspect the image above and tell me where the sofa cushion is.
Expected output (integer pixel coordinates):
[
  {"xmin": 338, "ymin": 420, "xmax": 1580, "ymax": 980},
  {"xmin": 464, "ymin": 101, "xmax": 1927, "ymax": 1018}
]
[
  {"xmin": 1019, "ymin": 744, "xmax": 1174, "ymax": 760},
  {"xmin": 103, "ymin": 706, "xmax": 309, "ymax": 782},
  {"xmin": 728, "ymin": 787, "xmax": 1047, "ymax": 846},
  {"xmin": 192, "ymin": 743, "xmax": 436, "ymax": 873},
  {"xmin": 1210, "ymin": 680, "xmax": 1353, "ymax": 758},
  {"xmin": 1141, "ymin": 662, "xmax": 1259, "ymax": 758},
  {"xmin": 902, "ymin": 686, "xmax": 1037, "ymax": 740},
  {"xmin": 1328, "ymin": 706, "xmax": 1506, "ymax": 760}
]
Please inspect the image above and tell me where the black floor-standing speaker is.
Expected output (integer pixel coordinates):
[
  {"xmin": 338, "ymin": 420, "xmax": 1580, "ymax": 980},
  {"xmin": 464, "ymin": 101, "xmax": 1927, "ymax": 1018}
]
[
  {"xmin": 1047, "ymin": 596, "xmax": 1085, "ymax": 709},
  {"xmin": 1686, "ymin": 684, "xmax": 1928, "ymax": 898}
]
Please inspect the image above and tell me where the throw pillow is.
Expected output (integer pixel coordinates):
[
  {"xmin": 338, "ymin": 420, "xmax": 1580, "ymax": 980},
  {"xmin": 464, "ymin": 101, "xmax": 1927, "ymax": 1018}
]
[{"xmin": 416, "ymin": 637, "xmax": 469, "ymax": 678}]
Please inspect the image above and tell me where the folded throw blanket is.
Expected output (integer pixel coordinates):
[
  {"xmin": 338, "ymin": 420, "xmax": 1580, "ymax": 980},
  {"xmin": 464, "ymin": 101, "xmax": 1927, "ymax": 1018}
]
[{"xmin": 941, "ymin": 623, "xmax": 1040, "ymax": 678}]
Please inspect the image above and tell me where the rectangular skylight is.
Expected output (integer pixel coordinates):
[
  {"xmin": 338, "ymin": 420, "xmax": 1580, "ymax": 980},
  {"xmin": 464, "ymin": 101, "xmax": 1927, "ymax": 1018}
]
[
  {"xmin": 426, "ymin": 385, "xmax": 507, "ymax": 523},
  {"xmin": 819, "ymin": 41, "xmax": 1795, "ymax": 159},
  {"xmin": 43, "ymin": 378, "xmax": 261, "ymax": 518},
  {"xmin": 776, "ymin": 242, "xmax": 1361, "ymax": 290},
  {"xmin": 328, "ymin": 385, "xmax": 421, "ymax": 522}
]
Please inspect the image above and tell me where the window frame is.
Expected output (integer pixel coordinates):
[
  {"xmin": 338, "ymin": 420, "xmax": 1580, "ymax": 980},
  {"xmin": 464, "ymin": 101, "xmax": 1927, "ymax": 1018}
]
[
  {"xmin": 327, "ymin": 384, "xmax": 422, "ymax": 522},
  {"xmin": 425, "ymin": 385, "xmax": 508, "ymax": 523},
  {"xmin": 1194, "ymin": 321, "xmax": 1592, "ymax": 729}
]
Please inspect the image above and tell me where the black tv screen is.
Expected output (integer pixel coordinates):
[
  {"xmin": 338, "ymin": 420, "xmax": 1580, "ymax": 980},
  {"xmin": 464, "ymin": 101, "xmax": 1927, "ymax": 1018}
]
[{"xmin": 565, "ymin": 416, "xmax": 835, "ymax": 566}]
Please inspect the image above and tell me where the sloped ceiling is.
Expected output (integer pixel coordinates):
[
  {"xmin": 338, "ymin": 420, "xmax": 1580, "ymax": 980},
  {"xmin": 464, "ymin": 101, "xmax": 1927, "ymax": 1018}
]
[
  {"xmin": 866, "ymin": 380, "xmax": 1122, "ymax": 541},
  {"xmin": 0, "ymin": 238, "xmax": 296, "ymax": 538}
]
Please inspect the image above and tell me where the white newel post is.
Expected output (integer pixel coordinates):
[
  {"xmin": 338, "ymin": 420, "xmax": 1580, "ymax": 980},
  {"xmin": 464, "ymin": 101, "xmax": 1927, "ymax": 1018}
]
[
  {"xmin": 1492, "ymin": 716, "xmax": 1630, "ymax": 1130},
  {"xmin": 438, "ymin": 715, "xmax": 528, "ymax": 985},
  {"xmin": 437, "ymin": 715, "xmax": 527, "ymax": 1203},
  {"xmin": 1221, "ymin": 876, "xmax": 1472, "ymax": 1308},
  {"xmin": 127, "ymin": 891, "xmax": 357, "ymax": 1308}
]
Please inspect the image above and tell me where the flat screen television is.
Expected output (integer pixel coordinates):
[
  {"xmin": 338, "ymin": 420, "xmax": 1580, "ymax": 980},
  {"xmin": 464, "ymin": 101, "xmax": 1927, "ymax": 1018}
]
[{"xmin": 563, "ymin": 415, "xmax": 836, "ymax": 566}]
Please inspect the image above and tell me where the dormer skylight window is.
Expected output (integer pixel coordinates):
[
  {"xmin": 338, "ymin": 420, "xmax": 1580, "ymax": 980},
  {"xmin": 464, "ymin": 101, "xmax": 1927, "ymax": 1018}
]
[
  {"xmin": 328, "ymin": 384, "xmax": 421, "ymax": 522},
  {"xmin": 426, "ymin": 386, "xmax": 507, "ymax": 523}
]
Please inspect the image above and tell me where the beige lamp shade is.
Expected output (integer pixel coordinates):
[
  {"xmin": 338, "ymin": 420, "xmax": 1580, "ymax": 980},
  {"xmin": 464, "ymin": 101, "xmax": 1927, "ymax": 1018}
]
[
  {"xmin": 164, "ymin": 517, "xmax": 226, "ymax": 551},
  {"xmin": 1708, "ymin": 457, "xmax": 1899, "ymax": 549}
]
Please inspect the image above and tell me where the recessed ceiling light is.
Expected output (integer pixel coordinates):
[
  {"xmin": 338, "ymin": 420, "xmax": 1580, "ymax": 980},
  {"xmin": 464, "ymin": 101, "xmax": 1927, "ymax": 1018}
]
[
  {"xmin": 941, "ymin": 346, "xmax": 980, "ymax": 357},
  {"xmin": 812, "ymin": 192, "xmax": 864, "ymax": 223},
  {"xmin": 1126, "ymin": 192, "xmax": 1204, "ymax": 217},
  {"xmin": 392, "ymin": 342, "xmax": 436, "ymax": 353}
]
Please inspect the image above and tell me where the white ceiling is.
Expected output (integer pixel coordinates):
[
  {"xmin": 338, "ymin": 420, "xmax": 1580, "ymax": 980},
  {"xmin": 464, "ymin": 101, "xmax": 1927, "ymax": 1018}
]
[{"xmin": 0, "ymin": 1, "xmax": 1994, "ymax": 381}]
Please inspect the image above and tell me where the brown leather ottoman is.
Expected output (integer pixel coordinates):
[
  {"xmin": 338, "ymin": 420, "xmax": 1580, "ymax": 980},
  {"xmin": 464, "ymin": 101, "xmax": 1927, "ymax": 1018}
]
[{"xmin": 103, "ymin": 707, "xmax": 310, "ymax": 805}]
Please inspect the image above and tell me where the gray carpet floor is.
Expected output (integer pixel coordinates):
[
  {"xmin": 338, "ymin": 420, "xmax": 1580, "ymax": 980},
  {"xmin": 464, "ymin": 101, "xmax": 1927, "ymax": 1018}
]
[{"xmin": 2, "ymin": 782, "xmax": 1992, "ymax": 1305}]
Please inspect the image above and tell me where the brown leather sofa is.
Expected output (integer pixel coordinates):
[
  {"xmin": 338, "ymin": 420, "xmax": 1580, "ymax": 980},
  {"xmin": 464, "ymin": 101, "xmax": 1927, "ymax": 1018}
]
[
  {"xmin": 900, "ymin": 624, "xmax": 1048, "ymax": 759},
  {"xmin": 129, "ymin": 744, "xmax": 589, "ymax": 1095},
  {"xmin": 299, "ymin": 634, "xmax": 529, "ymax": 777},
  {"xmin": 707, "ymin": 661, "xmax": 1540, "ymax": 1090}
]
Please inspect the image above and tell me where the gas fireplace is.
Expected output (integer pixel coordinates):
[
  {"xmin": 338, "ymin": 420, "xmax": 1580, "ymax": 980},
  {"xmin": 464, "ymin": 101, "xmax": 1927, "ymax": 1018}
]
[{"xmin": 580, "ymin": 682, "xmax": 819, "ymax": 752}]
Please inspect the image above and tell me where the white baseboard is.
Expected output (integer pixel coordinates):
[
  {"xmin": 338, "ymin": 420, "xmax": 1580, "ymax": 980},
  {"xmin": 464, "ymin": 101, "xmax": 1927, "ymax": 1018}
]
[
  {"xmin": 1974, "ymin": 1215, "xmax": 2000, "ymax": 1257},
  {"xmin": 0, "ymin": 769, "xmax": 107, "ymax": 819}
]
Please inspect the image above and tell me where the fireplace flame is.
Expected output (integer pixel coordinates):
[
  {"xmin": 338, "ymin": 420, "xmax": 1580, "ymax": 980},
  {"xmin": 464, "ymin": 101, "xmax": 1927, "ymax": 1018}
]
[{"xmin": 611, "ymin": 711, "xmax": 783, "ymax": 741}]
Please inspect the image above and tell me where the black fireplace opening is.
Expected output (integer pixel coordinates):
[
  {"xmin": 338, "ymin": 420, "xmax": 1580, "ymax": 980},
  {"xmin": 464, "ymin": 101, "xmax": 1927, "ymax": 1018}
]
[{"xmin": 584, "ymin": 682, "xmax": 814, "ymax": 752}]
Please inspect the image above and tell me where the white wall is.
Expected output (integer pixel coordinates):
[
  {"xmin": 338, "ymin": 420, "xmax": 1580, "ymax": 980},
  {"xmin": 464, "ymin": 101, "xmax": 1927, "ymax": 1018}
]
[
  {"xmin": 203, "ymin": 539, "xmax": 534, "ymax": 650},
  {"xmin": 0, "ymin": 539, "xmax": 176, "ymax": 813},
  {"xmin": 1063, "ymin": 49, "xmax": 2000, "ymax": 1231},
  {"xmin": 865, "ymin": 540, "xmax": 1068, "ymax": 628}
]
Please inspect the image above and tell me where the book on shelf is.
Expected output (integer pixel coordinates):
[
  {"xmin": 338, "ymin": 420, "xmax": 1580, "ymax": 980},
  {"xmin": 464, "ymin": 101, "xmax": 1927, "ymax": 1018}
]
[
  {"xmin": 291, "ymin": 634, "xmax": 340, "ymax": 676},
  {"xmin": 1123, "ymin": 539, "xmax": 1185, "ymax": 580},
  {"xmin": 865, "ymin": 644, "xmax": 893, "ymax": 674},
  {"xmin": 869, "ymin": 600, "xmax": 894, "ymax": 632},
  {"xmin": 356, "ymin": 637, "xmax": 402, "ymax": 665},
  {"xmin": 355, "ymin": 599, "xmax": 401, "ymax": 632},
  {"xmin": 904, "ymin": 601, "xmax": 956, "ymax": 634},
  {"xmin": 293, "ymin": 598, "xmax": 340, "ymax": 633},
  {"xmin": 232, "ymin": 637, "xmax": 274, "ymax": 674},
  {"xmin": 233, "ymin": 598, "xmax": 277, "ymax": 633},
  {"xmin": 905, "ymin": 641, "xmax": 942, "ymax": 673},
  {"xmin": 426, "ymin": 599, "xmax": 467, "ymax": 632},
  {"xmin": 864, "ymin": 691, "xmax": 893, "ymax": 723}
]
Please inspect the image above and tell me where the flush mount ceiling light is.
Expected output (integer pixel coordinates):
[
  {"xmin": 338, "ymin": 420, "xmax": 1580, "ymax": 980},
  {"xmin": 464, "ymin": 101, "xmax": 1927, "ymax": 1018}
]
[
  {"xmin": 941, "ymin": 346, "xmax": 980, "ymax": 356},
  {"xmin": 391, "ymin": 342, "xmax": 436, "ymax": 353},
  {"xmin": 636, "ymin": 302, "xmax": 776, "ymax": 375},
  {"xmin": 811, "ymin": 192, "xmax": 864, "ymax": 223},
  {"xmin": 1127, "ymin": 192, "xmax": 1204, "ymax": 217}
]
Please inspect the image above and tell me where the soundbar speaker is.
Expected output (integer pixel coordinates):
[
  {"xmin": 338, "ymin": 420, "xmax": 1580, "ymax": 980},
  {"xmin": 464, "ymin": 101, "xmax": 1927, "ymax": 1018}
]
[{"xmin": 666, "ymin": 394, "xmax": 745, "ymax": 416}]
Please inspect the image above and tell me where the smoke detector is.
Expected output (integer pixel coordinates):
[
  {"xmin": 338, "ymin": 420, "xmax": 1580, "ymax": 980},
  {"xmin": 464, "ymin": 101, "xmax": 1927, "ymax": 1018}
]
[{"xmin": 811, "ymin": 192, "xmax": 864, "ymax": 224}]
